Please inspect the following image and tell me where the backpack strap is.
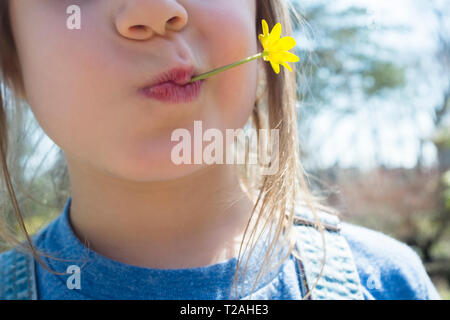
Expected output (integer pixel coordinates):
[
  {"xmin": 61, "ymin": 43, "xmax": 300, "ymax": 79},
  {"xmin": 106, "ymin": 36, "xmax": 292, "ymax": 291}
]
[
  {"xmin": 292, "ymin": 207, "xmax": 364, "ymax": 300},
  {"xmin": 0, "ymin": 248, "xmax": 38, "ymax": 300}
]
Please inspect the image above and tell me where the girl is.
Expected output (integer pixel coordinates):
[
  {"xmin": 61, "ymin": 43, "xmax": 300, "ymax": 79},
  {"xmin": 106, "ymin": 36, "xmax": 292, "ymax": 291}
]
[{"xmin": 0, "ymin": 0, "xmax": 441, "ymax": 300}]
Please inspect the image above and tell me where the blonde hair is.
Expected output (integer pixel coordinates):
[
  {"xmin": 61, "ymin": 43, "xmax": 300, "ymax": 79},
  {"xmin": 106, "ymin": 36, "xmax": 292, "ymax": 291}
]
[{"xmin": 0, "ymin": 0, "xmax": 334, "ymax": 299}]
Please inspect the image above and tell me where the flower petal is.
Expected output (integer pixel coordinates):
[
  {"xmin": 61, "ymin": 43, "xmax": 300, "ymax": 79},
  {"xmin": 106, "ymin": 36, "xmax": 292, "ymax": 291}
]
[
  {"xmin": 262, "ymin": 19, "xmax": 269, "ymax": 36},
  {"xmin": 272, "ymin": 51, "xmax": 300, "ymax": 63},
  {"xmin": 281, "ymin": 62, "xmax": 293, "ymax": 72},
  {"xmin": 258, "ymin": 34, "xmax": 267, "ymax": 49},
  {"xmin": 268, "ymin": 23, "xmax": 282, "ymax": 45},
  {"xmin": 259, "ymin": 34, "xmax": 263, "ymax": 41},
  {"xmin": 269, "ymin": 54, "xmax": 284, "ymax": 65},
  {"xmin": 271, "ymin": 36, "xmax": 297, "ymax": 52},
  {"xmin": 270, "ymin": 60, "xmax": 280, "ymax": 74}
]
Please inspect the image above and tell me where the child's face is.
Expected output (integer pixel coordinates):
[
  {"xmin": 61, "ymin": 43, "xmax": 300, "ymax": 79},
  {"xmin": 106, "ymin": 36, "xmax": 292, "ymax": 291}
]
[{"xmin": 9, "ymin": 0, "xmax": 259, "ymax": 180}]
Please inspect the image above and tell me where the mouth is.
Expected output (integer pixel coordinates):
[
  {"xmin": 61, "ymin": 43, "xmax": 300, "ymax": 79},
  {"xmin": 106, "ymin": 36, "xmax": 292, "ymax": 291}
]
[
  {"xmin": 139, "ymin": 66, "xmax": 205, "ymax": 104},
  {"xmin": 144, "ymin": 65, "xmax": 199, "ymax": 88}
]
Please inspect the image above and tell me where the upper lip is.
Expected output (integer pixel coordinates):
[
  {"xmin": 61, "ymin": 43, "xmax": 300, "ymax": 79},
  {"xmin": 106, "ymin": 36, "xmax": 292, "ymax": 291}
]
[{"xmin": 143, "ymin": 65, "xmax": 197, "ymax": 89}]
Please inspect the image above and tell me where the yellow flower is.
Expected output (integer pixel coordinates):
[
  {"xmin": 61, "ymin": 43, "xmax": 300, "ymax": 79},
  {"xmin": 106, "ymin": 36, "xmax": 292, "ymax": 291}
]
[
  {"xmin": 258, "ymin": 19, "xmax": 300, "ymax": 74},
  {"xmin": 189, "ymin": 19, "xmax": 300, "ymax": 83}
]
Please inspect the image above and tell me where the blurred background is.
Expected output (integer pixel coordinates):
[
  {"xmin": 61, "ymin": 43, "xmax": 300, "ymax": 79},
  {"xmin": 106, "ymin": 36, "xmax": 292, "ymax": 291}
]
[
  {"xmin": 292, "ymin": 0, "xmax": 450, "ymax": 298},
  {"xmin": 0, "ymin": 0, "xmax": 448, "ymax": 299}
]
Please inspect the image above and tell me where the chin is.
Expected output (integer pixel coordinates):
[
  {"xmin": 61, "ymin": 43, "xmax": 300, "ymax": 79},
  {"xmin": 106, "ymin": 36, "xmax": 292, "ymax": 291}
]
[{"xmin": 109, "ymin": 152, "xmax": 210, "ymax": 182}]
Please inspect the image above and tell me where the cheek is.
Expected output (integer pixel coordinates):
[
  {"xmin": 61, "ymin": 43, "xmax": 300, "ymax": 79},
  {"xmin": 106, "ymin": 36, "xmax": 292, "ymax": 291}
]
[
  {"xmin": 13, "ymin": 4, "xmax": 121, "ymax": 155},
  {"xmin": 197, "ymin": 7, "xmax": 258, "ymax": 130}
]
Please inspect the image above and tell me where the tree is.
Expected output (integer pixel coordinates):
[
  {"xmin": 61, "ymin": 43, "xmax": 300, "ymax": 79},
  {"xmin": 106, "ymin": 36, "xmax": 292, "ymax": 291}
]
[{"xmin": 291, "ymin": 1, "xmax": 408, "ymax": 167}]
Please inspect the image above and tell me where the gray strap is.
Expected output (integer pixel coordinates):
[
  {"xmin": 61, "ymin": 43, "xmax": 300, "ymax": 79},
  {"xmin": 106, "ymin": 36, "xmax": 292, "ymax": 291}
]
[
  {"xmin": 0, "ymin": 248, "xmax": 38, "ymax": 300},
  {"xmin": 293, "ymin": 208, "xmax": 364, "ymax": 300}
]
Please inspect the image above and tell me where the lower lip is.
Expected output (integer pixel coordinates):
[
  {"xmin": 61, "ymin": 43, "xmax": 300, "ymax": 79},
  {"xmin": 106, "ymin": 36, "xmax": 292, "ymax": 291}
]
[{"xmin": 140, "ymin": 79, "xmax": 205, "ymax": 104}]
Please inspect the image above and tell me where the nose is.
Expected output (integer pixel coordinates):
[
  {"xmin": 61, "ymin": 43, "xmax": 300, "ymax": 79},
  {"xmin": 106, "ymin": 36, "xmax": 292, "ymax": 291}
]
[{"xmin": 115, "ymin": 0, "xmax": 188, "ymax": 40}]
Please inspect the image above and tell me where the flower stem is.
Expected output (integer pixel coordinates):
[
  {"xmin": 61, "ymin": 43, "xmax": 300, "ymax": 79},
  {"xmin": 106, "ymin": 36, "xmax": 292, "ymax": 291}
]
[{"xmin": 190, "ymin": 52, "xmax": 266, "ymax": 83}]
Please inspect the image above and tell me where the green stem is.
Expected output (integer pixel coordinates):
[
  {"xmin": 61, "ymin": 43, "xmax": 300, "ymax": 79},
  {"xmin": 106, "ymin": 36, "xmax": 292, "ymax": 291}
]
[{"xmin": 190, "ymin": 52, "xmax": 267, "ymax": 83}]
